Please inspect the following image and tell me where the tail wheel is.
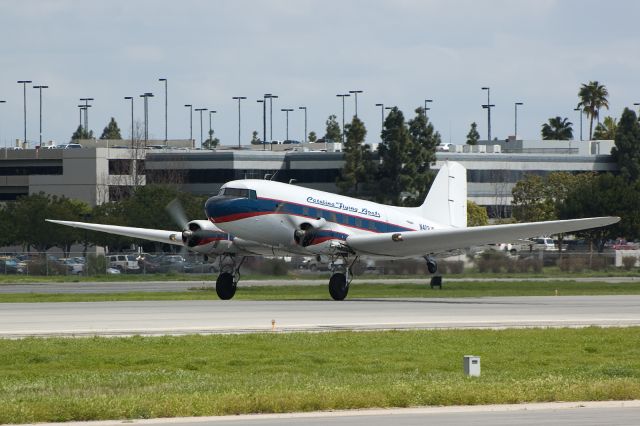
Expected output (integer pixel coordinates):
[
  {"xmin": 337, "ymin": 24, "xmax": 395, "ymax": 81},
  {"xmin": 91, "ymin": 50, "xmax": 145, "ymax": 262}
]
[
  {"xmin": 329, "ymin": 273, "xmax": 349, "ymax": 301},
  {"xmin": 216, "ymin": 272, "xmax": 237, "ymax": 300}
]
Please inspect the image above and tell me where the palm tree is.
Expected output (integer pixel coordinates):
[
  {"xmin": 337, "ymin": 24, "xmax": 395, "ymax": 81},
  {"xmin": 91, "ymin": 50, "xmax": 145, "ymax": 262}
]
[
  {"xmin": 593, "ymin": 116, "xmax": 617, "ymax": 140},
  {"xmin": 577, "ymin": 81, "xmax": 609, "ymax": 140},
  {"xmin": 541, "ymin": 116, "xmax": 573, "ymax": 140}
]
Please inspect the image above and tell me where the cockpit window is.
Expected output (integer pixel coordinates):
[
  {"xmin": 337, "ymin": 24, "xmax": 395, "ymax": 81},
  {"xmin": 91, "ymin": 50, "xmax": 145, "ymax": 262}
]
[{"xmin": 218, "ymin": 187, "xmax": 257, "ymax": 199}]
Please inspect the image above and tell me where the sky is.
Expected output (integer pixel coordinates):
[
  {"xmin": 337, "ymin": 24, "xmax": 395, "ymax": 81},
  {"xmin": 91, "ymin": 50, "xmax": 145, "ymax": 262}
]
[{"xmin": 1, "ymin": 0, "xmax": 639, "ymax": 148}]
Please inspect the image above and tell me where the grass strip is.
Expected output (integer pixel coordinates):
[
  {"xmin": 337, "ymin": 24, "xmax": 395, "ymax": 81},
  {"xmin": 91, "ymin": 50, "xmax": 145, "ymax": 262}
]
[
  {"xmin": 2, "ymin": 280, "xmax": 640, "ymax": 303},
  {"xmin": 0, "ymin": 327, "xmax": 639, "ymax": 423}
]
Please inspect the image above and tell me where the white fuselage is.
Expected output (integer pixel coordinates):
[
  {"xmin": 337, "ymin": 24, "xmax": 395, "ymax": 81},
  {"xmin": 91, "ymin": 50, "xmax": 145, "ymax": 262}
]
[{"xmin": 205, "ymin": 179, "xmax": 446, "ymax": 257}]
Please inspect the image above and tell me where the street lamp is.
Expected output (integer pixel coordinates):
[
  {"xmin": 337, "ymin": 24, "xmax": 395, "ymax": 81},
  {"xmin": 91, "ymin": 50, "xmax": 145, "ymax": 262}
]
[
  {"xmin": 256, "ymin": 99, "xmax": 266, "ymax": 150},
  {"xmin": 349, "ymin": 90, "xmax": 363, "ymax": 117},
  {"xmin": 208, "ymin": 110, "xmax": 217, "ymax": 149},
  {"xmin": 124, "ymin": 97, "xmax": 134, "ymax": 148},
  {"xmin": 0, "ymin": 100, "xmax": 6, "ymax": 151},
  {"xmin": 375, "ymin": 103, "xmax": 384, "ymax": 135},
  {"xmin": 158, "ymin": 78, "xmax": 168, "ymax": 143},
  {"xmin": 424, "ymin": 99, "xmax": 433, "ymax": 118},
  {"xmin": 140, "ymin": 93, "xmax": 154, "ymax": 145},
  {"xmin": 232, "ymin": 96, "xmax": 247, "ymax": 148},
  {"xmin": 184, "ymin": 104, "xmax": 193, "ymax": 143},
  {"xmin": 574, "ymin": 107, "xmax": 583, "ymax": 141},
  {"xmin": 336, "ymin": 93, "xmax": 350, "ymax": 143},
  {"xmin": 80, "ymin": 97, "xmax": 94, "ymax": 135},
  {"xmin": 195, "ymin": 108, "xmax": 207, "ymax": 148},
  {"xmin": 481, "ymin": 87, "xmax": 494, "ymax": 141},
  {"xmin": 298, "ymin": 106, "xmax": 307, "ymax": 142},
  {"xmin": 265, "ymin": 94, "xmax": 278, "ymax": 142},
  {"xmin": 17, "ymin": 80, "xmax": 32, "ymax": 146},
  {"xmin": 77, "ymin": 105, "xmax": 87, "ymax": 129},
  {"xmin": 514, "ymin": 102, "xmax": 523, "ymax": 140},
  {"xmin": 33, "ymin": 85, "xmax": 48, "ymax": 147},
  {"xmin": 281, "ymin": 108, "xmax": 294, "ymax": 141}
]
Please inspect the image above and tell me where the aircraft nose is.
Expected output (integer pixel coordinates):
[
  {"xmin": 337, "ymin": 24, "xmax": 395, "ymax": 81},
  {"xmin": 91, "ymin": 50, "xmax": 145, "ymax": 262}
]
[{"xmin": 205, "ymin": 195, "xmax": 253, "ymax": 223}]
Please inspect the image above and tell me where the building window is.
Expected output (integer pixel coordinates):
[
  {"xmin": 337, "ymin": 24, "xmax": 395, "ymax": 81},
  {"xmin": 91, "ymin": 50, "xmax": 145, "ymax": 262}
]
[{"xmin": 108, "ymin": 159, "xmax": 132, "ymax": 175}]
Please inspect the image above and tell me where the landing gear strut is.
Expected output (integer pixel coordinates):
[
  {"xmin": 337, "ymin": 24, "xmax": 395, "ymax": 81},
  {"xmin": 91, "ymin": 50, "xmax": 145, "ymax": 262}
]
[
  {"xmin": 328, "ymin": 256, "xmax": 357, "ymax": 301},
  {"xmin": 215, "ymin": 255, "xmax": 245, "ymax": 300}
]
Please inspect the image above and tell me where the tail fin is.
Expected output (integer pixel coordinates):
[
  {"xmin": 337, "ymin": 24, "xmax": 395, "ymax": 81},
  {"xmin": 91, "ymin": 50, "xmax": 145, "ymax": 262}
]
[{"xmin": 417, "ymin": 161, "xmax": 467, "ymax": 228}]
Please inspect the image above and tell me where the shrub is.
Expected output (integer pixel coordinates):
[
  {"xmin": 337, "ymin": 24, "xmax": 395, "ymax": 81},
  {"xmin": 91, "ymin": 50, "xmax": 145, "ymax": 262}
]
[
  {"xmin": 622, "ymin": 256, "xmax": 638, "ymax": 271},
  {"xmin": 86, "ymin": 254, "xmax": 107, "ymax": 275}
]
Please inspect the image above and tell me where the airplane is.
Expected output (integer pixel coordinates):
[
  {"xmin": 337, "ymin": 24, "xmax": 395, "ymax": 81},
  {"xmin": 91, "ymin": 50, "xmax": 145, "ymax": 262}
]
[{"xmin": 47, "ymin": 161, "xmax": 619, "ymax": 300}]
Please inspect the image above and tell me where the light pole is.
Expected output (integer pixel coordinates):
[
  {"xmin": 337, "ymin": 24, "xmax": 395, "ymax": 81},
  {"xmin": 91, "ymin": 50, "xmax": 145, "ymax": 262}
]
[
  {"xmin": 77, "ymin": 105, "xmax": 86, "ymax": 129},
  {"xmin": 208, "ymin": 110, "xmax": 216, "ymax": 149},
  {"xmin": 33, "ymin": 85, "xmax": 48, "ymax": 147},
  {"xmin": 140, "ymin": 93, "xmax": 153, "ymax": 145},
  {"xmin": 80, "ymin": 97, "xmax": 94, "ymax": 135},
  {"xmin": 298, "ymin": 106, "xmax": 307, "ymax": 142},
  {"xmin": 375, "ymin": 103, "xmax": 384, "ymax": 135},
  {"xmin": 0, "ymin": 100, "xmax": 6, "ymax": 151},
  {"xmin": 159, "ymin": 78, "xmax": 168, "ymax": 143},
  {"xmin": 195, "ymin": 108, "xmax": 207, "ymax": 148},
  {"xmin": 481, "ymin": 87, "xmax": 494, "ymax": 141},
  {"xmin": 336, "ymin": 93, "xmax": 350, "ymax": 143},
  {"xmin": 424, "ymin": 99, "xmax": 433, "ymax": 118},
  {"xmin": 265, "ymin": 94, "xmax": 278, "ymax": 142},
  {"xmin": 17, "ymin": 80, "xmax": 32, "ymax": 146},
  {"xmin": 256, "ymin": 99, "xmax": 266, "ymax": 150},
  {"xmin": 574, "ymin": 107, "xmax": 583, "ymax": 141},
  {"xmin": 281, "ymin": 108, "xmax": 294, "ymax": 141},
  {"xmin": 634, "ymin": 103, "xmax": 640, "ymax": 115},
  {"xmin": 124, "ymin": 97, "xmax": 134, "ymax": 148},
  {"xmin": 184, "ymin": 104, "xmax": 193, "ymax": 143},
  {"xmin": 349, "ymin": 90, "xmax": 363, "ymax": 117},
  {"xmin": 232, "ymin": 96, "xmax": 247, "ymax": 148},
  {"xmin": 514, "ymin": 102, "xmax": 523, "ymax": 139}
]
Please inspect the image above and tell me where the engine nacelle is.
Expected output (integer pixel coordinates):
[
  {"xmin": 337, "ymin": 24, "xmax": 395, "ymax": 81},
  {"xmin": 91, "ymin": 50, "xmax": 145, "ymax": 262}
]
[{"xmin": 182, "ymin": 220, "xmax": 234, "ymax": 254}]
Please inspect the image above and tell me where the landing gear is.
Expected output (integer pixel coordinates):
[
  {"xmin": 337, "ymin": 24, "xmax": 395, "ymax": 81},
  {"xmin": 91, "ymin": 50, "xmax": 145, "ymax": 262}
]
[
  {"xmin": 328, "ymin": 256, "xmax": 357, "ymax": 301},
  {"xmin": 216, "ymin": 272, "xmax": 236, "ymax": 300},
  {"xmin": 329, "ymin": 273, "xmax": 349, "ymax": 301},
  {"xmin": 214, "ymin": 255, "xmax": 245, "ymax": 300},
  {"xmin": 425, "ymin": 255, "xmax": 438, "ymax": 274}
]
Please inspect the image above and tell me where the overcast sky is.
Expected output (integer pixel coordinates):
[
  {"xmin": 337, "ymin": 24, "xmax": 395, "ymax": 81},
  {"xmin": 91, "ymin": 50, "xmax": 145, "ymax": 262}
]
[{"xmin": 1, "ymin": 0, "xmax": 639, "ymax": 147}]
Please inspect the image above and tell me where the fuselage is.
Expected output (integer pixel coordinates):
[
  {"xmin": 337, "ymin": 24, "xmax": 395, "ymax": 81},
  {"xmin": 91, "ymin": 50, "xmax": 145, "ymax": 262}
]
[{"xmin": 205, "ymin": 180, "xmax": 445, "ymax": 256}]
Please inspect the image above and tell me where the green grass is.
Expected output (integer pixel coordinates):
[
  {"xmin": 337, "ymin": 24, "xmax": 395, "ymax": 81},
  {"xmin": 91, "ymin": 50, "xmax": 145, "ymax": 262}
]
[
  {"xmin": 0, "ymin": 328, "xmax": 639, "ymax": 423},
  {"xmin": 2, "ymin": 280, "xmax": 640, "ymax": 303}
]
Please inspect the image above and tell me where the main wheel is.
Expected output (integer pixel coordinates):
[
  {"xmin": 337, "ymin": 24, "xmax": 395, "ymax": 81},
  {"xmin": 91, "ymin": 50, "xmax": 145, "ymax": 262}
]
[
  {"xmin": 427, "ymin": 259, "xmax": 438, "ymax": 274},
  {"xmin": 215, "ymin": 272, "xmax": 237, "ymax": 300},
  {"xmin": 329, "ymin": 273, "xmax": 349, "ymax": 301}
]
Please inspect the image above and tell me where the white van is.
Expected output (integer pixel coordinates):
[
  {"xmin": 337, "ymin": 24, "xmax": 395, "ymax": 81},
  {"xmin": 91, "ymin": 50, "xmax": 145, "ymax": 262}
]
[
  {"xmin": 107, "ymin": 254, "xmax": 141, "ymax": 272},
  {"xmin": 531, "ymin": 238, "xmax": 557, "ymax": 251}
]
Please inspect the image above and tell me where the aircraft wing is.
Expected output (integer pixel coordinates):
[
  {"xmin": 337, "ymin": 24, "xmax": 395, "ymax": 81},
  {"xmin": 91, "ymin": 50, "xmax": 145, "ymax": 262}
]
[
  {"xmin": 345, "ymin": 217, "xmax": 620, "ymax": 258},
  {"xmin": 46, "ymin": 219, "xmax": 184, "ymax": 246}
]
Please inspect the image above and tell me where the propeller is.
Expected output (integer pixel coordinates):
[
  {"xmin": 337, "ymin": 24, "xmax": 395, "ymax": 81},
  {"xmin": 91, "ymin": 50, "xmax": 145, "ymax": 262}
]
[{"xmin": 165, "ymin": 198, "xmax": 203, "ymax": 247}]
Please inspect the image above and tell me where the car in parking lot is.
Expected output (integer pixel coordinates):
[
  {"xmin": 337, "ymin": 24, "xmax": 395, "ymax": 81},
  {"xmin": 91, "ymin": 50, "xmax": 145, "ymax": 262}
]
[
  {"xmin": 107, "ymin": 254, "xmax": 141, "ymax": 272},
  {"xmin": 436, "ymin": 142, "xmax": 454, "ymax": 152}
]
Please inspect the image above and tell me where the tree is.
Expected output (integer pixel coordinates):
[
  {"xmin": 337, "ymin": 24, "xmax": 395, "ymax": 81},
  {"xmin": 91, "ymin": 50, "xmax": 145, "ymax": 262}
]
[
  {"xmin": 376, "ymin": 107, "xmax": 414, "ymax": 206},
  {"xmin": 70, "ymin": 125, "xmax": 93, "ymax": 141},
  {"xmin": 100, "ymin": 117, "xmax": 122, "ymax": 140},
  {"xmin": 611, "ymin": 108, "xmax": 640, "ymax": 182},
  {"xmin": 541, "ymin": 116, "xmax": 573, "ymax": 140},
  {"xmin": 203, "ymin": 129, "xmax": 220, "ymax": 149},
  {"xmin": 511, "ymin": 174, "xmax": 555, "ymax": 222},
  {"xmin": 578, "ymin": 81, "xmax": 609, "ymax": 140},
  {"xmin": 308, "ymin": 131, "xmax": 318, "ymax": 143},
  {"xmin": 250, "ymin": 130, "xmax": 261, "ymax": 145},
  {"xmin": 324, "ymin": 115, "xmax": 341, "ymax": 142},
  {"xmin": 466, "ymin": 122, "xmax": 480, "ymax": 145},
  {"xmin": 405, "ymin": 107, "xmax": 440, "ymax": 205},
  {"xmin": 593, "ymin": 116, "xmax": 617, "ymax": 140},
  {"xmin": 336, "ymin": 116, "xmax": 368, "ymax": 195},
  {"xmin": 467, "ymin": 201, "xmax": 489, "ymax": 227}
]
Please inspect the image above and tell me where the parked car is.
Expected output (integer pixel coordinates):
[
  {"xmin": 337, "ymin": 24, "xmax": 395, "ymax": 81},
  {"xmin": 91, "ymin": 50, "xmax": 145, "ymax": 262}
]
[
  {"xmin": 107, "ymin": 254, "xmax": 141, "ymax": 272},
  {"xmin": 58, "ymin": 258, "xmax": 85, "ymax": 275},
  {"xmin": 436, "ymin": 143, "xmax": 454, "ymax": 152},
  {"xmin": 58, "ymin": 143, "xmax": 83, "ymax": 149},
  {"xmin": 184, "ymin": 260, "xmax": 218, "ymax": 274},
  {"xmin": 530, "ymin": 237, "xmax": 557, "ymax": 251}
]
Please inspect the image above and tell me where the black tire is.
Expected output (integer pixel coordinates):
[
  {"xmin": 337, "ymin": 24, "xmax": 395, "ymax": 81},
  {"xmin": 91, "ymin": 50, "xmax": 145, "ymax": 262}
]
[
  {"xmin": 427, "ymin": 260, "xmax": 438, "ymax": 274},
  {"xmin": 215, "ymin": 272, "xmax": 237, "ymax": 300},
  {"xmin": 329, "ymin": 273, "xmax": 349, "ymax": 301}
]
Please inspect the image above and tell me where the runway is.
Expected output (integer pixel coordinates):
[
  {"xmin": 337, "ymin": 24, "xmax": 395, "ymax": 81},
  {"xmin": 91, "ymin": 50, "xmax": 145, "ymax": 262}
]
[{"xmin": 1, "ymin": 295, "xmax": 639, "ymax": 338}]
